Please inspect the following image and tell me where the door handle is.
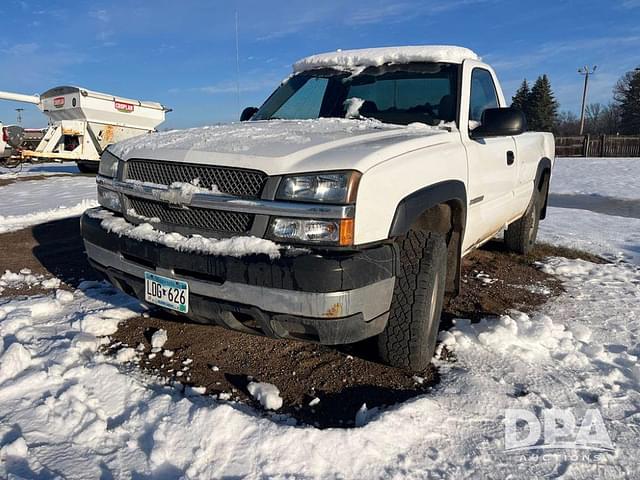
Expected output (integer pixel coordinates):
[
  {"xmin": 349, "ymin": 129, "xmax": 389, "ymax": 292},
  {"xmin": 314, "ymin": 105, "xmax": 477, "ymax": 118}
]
[{"xmin": 506, "ymin": 151, "xmax": 515, "ymax": 166}]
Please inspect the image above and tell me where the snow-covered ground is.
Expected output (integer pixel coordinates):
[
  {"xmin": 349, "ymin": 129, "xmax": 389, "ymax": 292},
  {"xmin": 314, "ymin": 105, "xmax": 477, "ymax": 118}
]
[
  {"xmin": 0, "ymin": 157, "xmax": 639, "ymax": 478},
  {"xmin": 551, "ymin": 157, "xmax": 640, "ymax": 200},
  {"xmin": 538, "ymin": 157, "xmax": 640, "ymax": 263},
  {"xmin": 0, "ymin": 161, "xmax": 81, "ymax": 180},
  {"xmin": 0, "ymin": 163, "xmax": 97, "ymax": 234}
]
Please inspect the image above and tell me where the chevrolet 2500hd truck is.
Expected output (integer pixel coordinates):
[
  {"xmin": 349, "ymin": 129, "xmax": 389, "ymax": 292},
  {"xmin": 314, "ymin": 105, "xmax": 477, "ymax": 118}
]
[{"xmin": 81, "ymin": 46, "xmax": 554, "ymax": 371}]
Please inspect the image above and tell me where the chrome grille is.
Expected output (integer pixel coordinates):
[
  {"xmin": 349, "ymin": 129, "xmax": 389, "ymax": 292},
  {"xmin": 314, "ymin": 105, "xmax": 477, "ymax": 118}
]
[
  {"xmin": 124, "ymin": 159, "xmax": 267, "ymax": 198},
  {"xmin": 127, "ymin": 197, "xmax": 253, "ymax": 234}
]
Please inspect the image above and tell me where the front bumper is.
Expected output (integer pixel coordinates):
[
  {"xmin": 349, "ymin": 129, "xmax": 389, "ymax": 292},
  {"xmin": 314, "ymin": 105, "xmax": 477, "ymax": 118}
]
[{"xmin": 81, "ymin": 209, "xmax": 397, "ymax": 344}]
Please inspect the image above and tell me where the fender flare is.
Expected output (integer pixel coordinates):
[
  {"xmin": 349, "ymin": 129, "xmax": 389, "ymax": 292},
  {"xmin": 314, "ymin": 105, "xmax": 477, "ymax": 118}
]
[
  {"xmin": 535, "ymin": 157, "xmax": 552, "ymax": 219},
  {"xmin": 388, "ymin": 180, "xmax": 467, "ymax": 238},
  {"xmin": 388, "ymin": 180, "xmax": 467, "ymax": 295}
]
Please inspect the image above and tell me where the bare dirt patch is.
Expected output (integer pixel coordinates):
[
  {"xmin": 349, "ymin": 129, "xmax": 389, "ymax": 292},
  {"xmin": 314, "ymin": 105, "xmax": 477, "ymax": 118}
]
[
  {"xmin": 0, "ymin": 217, "xmax": 101, "ymax": 297},
  {"xmin": 107, "ymin": 241, "xmax": 586, "ymax": 428},
  {"xmin": 0, "ymin": 218, "xmax": 602, "ymax": 428}
]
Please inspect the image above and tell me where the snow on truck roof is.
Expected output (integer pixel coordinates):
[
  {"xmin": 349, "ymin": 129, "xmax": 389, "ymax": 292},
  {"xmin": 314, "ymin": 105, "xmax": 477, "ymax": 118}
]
[{"xmin": 293, "ymin": 45, "xmax": 480, "ymax": 73}]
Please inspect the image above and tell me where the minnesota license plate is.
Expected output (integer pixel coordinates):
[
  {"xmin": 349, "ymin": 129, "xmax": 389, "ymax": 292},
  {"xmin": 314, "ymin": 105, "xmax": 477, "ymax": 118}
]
[{"xmin": 144, "ymin": 272, "xmax": 189, "ymax": 313}]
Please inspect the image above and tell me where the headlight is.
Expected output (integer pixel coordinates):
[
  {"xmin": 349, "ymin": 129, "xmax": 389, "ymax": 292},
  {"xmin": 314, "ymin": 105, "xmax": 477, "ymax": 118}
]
[
  {"xmin": 98, "ymin": 149, "xmax": 120, "ymax": 178},
  {"xmin": 270, "ymin": 218, "xmax": 354, "ymax": 246},
  {"xmin": 97, "ymin": 186, "xmax": 122, "ymax": 212},
  {"xmin": 276, "ymin": 171, "xmax": 360, "ymax": 203}
]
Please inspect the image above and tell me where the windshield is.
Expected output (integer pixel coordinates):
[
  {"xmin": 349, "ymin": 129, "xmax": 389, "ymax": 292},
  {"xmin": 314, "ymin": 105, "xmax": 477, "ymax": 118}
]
[{"xmin": 253, "ymin": 63, "xmax": 459, "ymax": 126}]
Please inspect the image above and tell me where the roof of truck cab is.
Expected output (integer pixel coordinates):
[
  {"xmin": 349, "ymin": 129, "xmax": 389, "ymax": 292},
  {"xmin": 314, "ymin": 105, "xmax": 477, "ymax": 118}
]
[{"xmin": 293, "ymin": 45, "xmax": 480, "ymax": 73}]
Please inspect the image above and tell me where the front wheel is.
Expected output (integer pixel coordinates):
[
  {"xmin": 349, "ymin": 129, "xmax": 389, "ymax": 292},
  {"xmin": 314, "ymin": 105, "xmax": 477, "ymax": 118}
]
[{"xmin": 377, "ymin": 230, "xmax": 447, "ymax": 372}]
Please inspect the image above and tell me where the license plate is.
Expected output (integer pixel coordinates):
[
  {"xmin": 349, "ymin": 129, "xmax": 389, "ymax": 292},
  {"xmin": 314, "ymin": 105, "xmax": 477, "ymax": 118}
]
[{"xmin": 144, "ymin": 272, "xmax": 189, "ymax": 313}]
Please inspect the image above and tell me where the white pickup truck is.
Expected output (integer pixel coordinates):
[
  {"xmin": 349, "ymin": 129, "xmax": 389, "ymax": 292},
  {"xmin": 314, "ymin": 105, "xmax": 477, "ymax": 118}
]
[{"xmin": 82, "ymin": 46, "xmax": 554, "ymax": 371}]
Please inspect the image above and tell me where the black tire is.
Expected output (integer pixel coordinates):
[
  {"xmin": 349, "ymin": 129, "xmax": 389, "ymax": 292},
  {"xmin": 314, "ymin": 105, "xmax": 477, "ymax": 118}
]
[
  {"xmin": 377, "ymin": 230, "xmax": 447, "ymax": 371},
  {"xmin": 504, "ymin": 188, "xmax": 542, "ymax": 255},
  {"xmin": 76, "ymin": 161, "xmax": 99, "ymax": 174}
]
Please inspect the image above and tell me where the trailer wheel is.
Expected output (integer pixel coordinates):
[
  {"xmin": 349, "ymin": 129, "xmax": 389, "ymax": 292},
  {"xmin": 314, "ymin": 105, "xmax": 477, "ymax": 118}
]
[
  {"xmin": 76, "ymin": 161, "xmax": 99, "ymax": 174},
  {"xmin": 377, "ymin": 230, "xmax": 447, "ymax": 372}
]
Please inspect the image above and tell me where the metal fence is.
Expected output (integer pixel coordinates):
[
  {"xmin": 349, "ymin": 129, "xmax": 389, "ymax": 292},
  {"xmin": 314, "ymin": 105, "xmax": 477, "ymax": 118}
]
[{"xmin": 555, "ymin": 135, "xmax": 640, "ymax": 157}]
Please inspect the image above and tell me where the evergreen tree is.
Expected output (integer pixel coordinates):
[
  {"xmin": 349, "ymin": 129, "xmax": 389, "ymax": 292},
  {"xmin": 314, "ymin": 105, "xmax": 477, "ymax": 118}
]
[
  {"xmin": 614, "ymin": 68, "xmax": 640, "ymax": 134},
  {"xmin": 528, "ymin": 75, "xmax": 559, "ymax": 132},
  {"xmin": 511, "ymin": 79, "xmax": 531, "ymax": 123}
]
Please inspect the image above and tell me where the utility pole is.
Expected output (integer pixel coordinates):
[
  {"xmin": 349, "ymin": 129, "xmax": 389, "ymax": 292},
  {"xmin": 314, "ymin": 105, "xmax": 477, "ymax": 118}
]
[
  {"xmin": 234, "ymin": 10, "xmax": 241, "ymax": 117},
  {"xmin": 15, "ymin": 108, "xmax": 24, "ymax": 125},
  {"xmin": 578, "ymin": 65, "xmax": 597, "ymax": 135}
]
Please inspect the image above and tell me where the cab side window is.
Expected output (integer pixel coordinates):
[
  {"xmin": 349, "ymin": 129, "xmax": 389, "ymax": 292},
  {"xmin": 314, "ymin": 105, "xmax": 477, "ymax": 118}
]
[{"xmin": 469, "ymin": 69, "xmax": 499, "ymax": 123}]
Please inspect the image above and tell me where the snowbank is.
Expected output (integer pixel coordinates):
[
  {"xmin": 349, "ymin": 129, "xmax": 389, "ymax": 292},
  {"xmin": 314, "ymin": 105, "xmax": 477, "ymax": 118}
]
[{"xmin": 293, "ymin": 45, "xmax": 480, "ymax": 73}]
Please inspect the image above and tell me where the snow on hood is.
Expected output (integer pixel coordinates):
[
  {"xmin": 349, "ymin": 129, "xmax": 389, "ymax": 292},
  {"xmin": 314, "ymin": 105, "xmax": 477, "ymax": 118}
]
[
  {"xmin": 110, "ymin": 119, "xmax": 404, "ymax": 159},
  {"xmin": 109, "ymin": 118, "xmax": 445, "ymax": 160},
  {"xmin": 109, "ymin": 119, "xmax": 455, "ymax": 175},
  {"xmin": 293, "ymin": 45, "xmax": 480, "ymax": 73}
]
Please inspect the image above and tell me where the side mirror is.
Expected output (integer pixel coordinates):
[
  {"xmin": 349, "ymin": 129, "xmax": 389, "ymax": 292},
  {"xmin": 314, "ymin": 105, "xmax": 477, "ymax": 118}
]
[
  {"xmin": 471, "ymin": 108, "xmax": 526, "ymax": 138},
  {"xmin": 240, "ymin": 107, "xmax": 258, "ymax": 122}
]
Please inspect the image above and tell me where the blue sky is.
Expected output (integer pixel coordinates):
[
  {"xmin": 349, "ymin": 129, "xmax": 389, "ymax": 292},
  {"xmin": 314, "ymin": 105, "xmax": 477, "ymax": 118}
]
[{"xmin": 1, "ymin": 0, "xmax": 639, "ymax": 129}]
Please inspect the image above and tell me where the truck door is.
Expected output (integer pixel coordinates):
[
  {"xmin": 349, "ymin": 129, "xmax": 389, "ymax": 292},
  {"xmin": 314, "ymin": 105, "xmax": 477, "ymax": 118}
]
[{"xmin": 461, "ymin": 66, "xmax": 518, "ymax": 252}]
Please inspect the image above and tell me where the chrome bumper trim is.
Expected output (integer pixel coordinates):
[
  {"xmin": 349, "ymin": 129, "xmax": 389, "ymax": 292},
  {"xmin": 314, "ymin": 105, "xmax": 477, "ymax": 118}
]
[
  {"xmin": 96, "ymin": 175, "xmax": 355, "ymax": 219},
  {"xmin": 84, "ymin": 240, "xmax": 394, "ymax": 321}
]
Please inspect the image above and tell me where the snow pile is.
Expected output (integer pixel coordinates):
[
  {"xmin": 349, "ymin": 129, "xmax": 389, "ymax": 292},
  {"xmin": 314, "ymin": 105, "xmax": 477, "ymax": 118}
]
[
  {"xmin": 109, "ymin": 118, "xmax": 407, "ymax": 159},
  {"xmin": 440, "ymin": 311, "xmax": 590, "ymax": 367},
  {"xmin": 247, "ymin": 381, "xmax": 283, "ymax": 410},
  {"xmin": 0, "ymin": 269, "xmax": 61, "ymax": 291},
  {"xmin": 293, "ymin": 45, "xmax": 480, "ymax": 73},
  {"xmin": 89, "ymin": 208, "xmax": 281, "ymax": 259},
  {"xmin": 1, "ymin": 269, "xmax": 40, "ymax": 286}
]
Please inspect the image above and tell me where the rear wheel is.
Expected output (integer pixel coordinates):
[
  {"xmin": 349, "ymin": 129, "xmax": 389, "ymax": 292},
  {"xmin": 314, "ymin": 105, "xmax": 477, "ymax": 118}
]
[
  {"xmin": 377, "ymin": 230, "xmax": 447, "ymax": 371},
  {"xmin": 504, "ymin": 179, "xmax": 547, "ymax": 255}
]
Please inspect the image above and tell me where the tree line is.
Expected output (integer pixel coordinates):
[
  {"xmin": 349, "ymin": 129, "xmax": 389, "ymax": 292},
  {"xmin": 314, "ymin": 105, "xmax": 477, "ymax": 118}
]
[{"xmin": 510, "ymin": 67, "xmax": 640, "ymax": 136}]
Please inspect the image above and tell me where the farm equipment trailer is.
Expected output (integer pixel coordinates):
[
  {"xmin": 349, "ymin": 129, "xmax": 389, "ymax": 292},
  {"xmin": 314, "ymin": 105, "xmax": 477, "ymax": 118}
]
[{"xmin": 0, "ymin": 86, "xmax": 170, "ymax": 172}]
